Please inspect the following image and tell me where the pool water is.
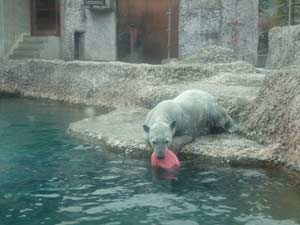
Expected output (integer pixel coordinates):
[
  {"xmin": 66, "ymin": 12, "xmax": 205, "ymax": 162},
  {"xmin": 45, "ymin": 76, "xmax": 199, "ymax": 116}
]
[{"xmin": 1, "ymin": 98, "xmax": 300, "ymax": 225}]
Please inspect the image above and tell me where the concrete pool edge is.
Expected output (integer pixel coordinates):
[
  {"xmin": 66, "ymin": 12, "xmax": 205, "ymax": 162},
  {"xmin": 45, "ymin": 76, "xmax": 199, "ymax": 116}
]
[
  {"xmin": 1, "ymin": 59, "xmax": 299, "ymax": 172},
  {"xmin": 0, "ymin": 59, "xmax": 259, "ymax": 112},
  {"xmin": 67, "ymin": 108, "xmax": 278, "ymax": 169}
]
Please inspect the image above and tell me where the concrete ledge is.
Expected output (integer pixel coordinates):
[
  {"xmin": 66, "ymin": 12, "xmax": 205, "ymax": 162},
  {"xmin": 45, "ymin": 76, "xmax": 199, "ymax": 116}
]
[
  {"xmin": 181, "ymin": 134, "xmax": 276, "ymax": 166},
  {"xmin": 69, "ymin": 108, "xmax": 150, "ymax": 157},
  {"xmin": 68, "ymin": 108, "xmax": 276, "ymax": 166},
  {"xmin": 0, "ymin": 60, "xmax": 257, "ymax": 110},
  {"xmin": 1, "ymin": 59, "xmax": 274, "ymax": 167}
]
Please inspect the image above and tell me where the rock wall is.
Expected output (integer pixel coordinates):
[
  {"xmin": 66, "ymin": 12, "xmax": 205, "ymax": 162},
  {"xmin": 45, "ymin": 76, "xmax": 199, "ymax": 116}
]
[
  {"xmin": 266, "ymin": 25, "xmax": 300, "ymax": 69},
  {"xmin": 241, "ymin": 69, "xmax": 300, "ymax": 170},
  {"xmin": 179, "ymin": 0, "xmax": 258, "ymax": 65}
]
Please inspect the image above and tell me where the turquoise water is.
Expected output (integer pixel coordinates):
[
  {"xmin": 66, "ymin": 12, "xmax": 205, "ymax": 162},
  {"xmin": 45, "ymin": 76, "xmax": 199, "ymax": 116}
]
[{"xmin": 1, "ymin": 98, "xmax": 300, "ymax": 225}]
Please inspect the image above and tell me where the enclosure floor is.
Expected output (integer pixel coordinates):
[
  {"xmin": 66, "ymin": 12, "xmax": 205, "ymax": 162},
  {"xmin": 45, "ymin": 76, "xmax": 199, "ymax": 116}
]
[
  {"xmin": 68, "ymin": 70, "xmax": 276, "ymax": 166},
  {"xmin": 68, "ymin": 108, "xmax": 276, "ymax": 166}
]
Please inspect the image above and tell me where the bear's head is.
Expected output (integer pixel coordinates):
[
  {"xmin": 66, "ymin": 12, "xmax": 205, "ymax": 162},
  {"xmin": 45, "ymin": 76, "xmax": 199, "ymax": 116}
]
[{"xmin": 143, "ymin": 121, "xmax": 176, "ymax": 159}]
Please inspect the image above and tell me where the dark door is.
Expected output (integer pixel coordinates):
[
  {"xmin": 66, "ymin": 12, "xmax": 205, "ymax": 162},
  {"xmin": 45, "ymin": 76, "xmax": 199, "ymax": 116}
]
[
  {"xmin": 31, "ymin": 0, "xmax": 60, "ymax": 36},
  {"xmin": 117, "ymin": 0, "xmax": 179, "ymax": 62}
]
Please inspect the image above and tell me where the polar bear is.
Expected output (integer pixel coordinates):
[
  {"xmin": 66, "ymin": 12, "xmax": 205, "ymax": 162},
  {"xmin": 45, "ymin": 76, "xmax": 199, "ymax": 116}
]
[{"xmin": 143, "ymin": 90, "xmax": 237, "ymax": 159}]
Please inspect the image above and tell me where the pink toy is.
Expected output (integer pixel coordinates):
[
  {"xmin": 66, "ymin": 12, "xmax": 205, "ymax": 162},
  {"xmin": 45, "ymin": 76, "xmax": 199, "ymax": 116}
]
[{"xmin": 151, "ymin": 149, "xmax": 180, "ymax": 169}]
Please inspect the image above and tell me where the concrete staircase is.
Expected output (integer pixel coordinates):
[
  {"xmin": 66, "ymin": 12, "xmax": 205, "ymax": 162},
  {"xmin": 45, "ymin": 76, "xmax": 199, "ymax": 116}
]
[{"xmin": 9, "ymin": 35, "xmax": 46, "ymax": 60}]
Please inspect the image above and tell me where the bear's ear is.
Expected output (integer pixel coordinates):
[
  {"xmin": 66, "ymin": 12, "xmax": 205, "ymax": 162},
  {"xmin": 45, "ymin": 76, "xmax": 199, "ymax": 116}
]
[
  {"xmin": 170, "ymin": 121, "xmax": 176, "ymax": 134},
  {"xmin": 143, "ymin": 124, "xmax": 150, "ymax": 133}
]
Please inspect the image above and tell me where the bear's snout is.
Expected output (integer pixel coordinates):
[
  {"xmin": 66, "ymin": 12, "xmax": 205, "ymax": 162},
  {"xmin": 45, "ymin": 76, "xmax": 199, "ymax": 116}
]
[{"xmin": 154, "ymin": 147, "xmax": 167, "ymax": 159}]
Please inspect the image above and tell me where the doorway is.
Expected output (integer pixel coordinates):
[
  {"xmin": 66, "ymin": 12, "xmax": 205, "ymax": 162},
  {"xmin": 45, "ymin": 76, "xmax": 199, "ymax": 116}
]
[
  {"xmin": 74, "ymin": 32, "xmax": 85, "ymax": 60},
  {"xmin": 31, "ymin": 0, "xmax": 60, "ymax": 36},
  {"xmin": 117, "ymin": 0, "xmax": 179, "ymax": 63}
]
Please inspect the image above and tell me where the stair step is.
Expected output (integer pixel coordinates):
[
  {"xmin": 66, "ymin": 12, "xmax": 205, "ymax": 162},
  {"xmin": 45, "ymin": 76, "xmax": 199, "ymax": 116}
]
[
  {"xmin": 22, "ymin": 39, "xmax": 45, "ymax": 45},
  {"xmin": 23, "ymin": 36, "xmax": 47, "ymax": 42},
  {"xmin": 17, "ymin": 43, "xmax": 43, "ymax": 51},
  {"xmin": 9, "ymin": 55, "xmax": 40, "ymax": 60},
  {"xmin": 22, "ymin": 36, "xmax": 46, "ymax": 45},
  {"xmin": 9, "ymin": 50, "xmax": 40, "ymax": 60},
  {"xmin": 13, "ymin": 49, "xmax": 39, "ymax": 55},
  {"xmin": 8, "ymin": 35, "xmax": 47, "ymax": 60}
]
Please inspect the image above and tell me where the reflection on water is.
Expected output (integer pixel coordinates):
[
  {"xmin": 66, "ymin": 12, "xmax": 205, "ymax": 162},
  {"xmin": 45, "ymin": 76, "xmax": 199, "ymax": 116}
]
[{"xmin": 0, "ymin": 98, "xmax": 300, "ymax": 225}]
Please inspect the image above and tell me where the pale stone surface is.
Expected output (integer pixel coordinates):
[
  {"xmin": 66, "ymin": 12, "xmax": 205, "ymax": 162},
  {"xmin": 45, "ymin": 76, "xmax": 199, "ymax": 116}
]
[
  {"xmin": 173, "ymin": 46, "xmax": 237, "ymax": 64},
  {"xmin": 69, "ymin": 108, "xmax": 150, "ymax": 157},
  {"xmin": 179, "ymin": 0, "xmax": 222, "ymax": 56},
  {"xmin": 181, "ymin": 134, "xmax": 276, "ymax": 165},
  {"xmin": 0, "ymin": 60, "xmax": 257, "ymax": 110},
  {"xmin": 68, "ymin": 108, "xmax": 276, "ymax": 166},
  {"xmin": 179, "ymin": 0, "xmax": 258, "ymax": 65},
  {"xmin": 266, "ymin": 25, "xmax": 300, "ymax": 69},
  {"xmin": 241, "ymin": 69, "xmax": 300, "ymax": 171}
]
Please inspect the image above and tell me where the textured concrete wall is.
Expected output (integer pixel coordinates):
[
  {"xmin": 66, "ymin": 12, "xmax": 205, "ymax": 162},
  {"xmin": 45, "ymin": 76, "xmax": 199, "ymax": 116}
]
[
  {"xmin": 179, "ymin": 0, "xmax": 222, "ymax": 57},
  {"xmin": 61, "ymin": 0, "xmax": 85, "ymax": 61},
  {"xmin": 241, "ymin": 69, "xmax": 300, "ymax": 171},
  {"xmin": 235, "ymin": 0, "xmax": 258, "ymax": 65},
  {"xmin": 179, "ymin": 0, "xmax": 258, "ymax": 65},
  {"xmin": 61, "ymin": 0, "xmax": 116, "ymax": 61},
  {"xmin": 220, "ymin": 0, "xmax": 259, "ymax": 65},
  {"xmin": 0, "ymin": 0, "xmax": 4, "ymax": 61},
  {"xmin": 266, "ymin": 25, "xmax": 300, "ymax": 69},
  {"xmin": 40, "ymin": 37, "xmax": 62, "ymax": 60},
  {"xmin": 84, "ymin": 10, "xmax": 116, "ymax": 61},
  {"xmin": 0, "ymin": 60, "xmax": 255, "ymax": 107},
  {"xmin": 0, "ymin": 0, "xmax": 30, "ymax": 59}
]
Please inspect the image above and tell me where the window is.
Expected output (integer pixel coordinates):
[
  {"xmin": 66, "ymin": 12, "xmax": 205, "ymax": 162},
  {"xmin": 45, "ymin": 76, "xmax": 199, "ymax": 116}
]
[{"xmin": 84, "ymin": 0, "xmax": 106, "ymax": 7}]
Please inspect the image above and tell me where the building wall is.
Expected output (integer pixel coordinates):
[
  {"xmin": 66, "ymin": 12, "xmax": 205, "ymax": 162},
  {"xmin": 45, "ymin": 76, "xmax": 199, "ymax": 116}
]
[
  {"xmin": 179, "ymin": 0, "xmax": 258, "ymax": 65},
  {"xmin": 61, "ymin": 0, "xmax": 116, "ymax": 61},
  {"xmin": 2, "ymin": 0, "xmax": 31, "ymax": 57},
  {"xmin": 179, "ymin": 0, "xmax": 222, "ymax": 57},
  {"xmin": 0, "ymin": 0, "xmax": 30, "ymax": 60},
  {"xmin": 266, "ymin": 25, "xmax": 300, "ymax": 69},
  {"xmin": 84, "ymin": 10, "xmax": 116, "ymax": 61},
  {"xmin": 0, "ymin": 0, "xmax": 256, "ymax": 63},
  {"xmin": 220, "ymin": 0, "xmax": 259, "ymax": 64},
  {"xmin": 0, "ymin": 0, "xmax": 4, "ymax": 61}
]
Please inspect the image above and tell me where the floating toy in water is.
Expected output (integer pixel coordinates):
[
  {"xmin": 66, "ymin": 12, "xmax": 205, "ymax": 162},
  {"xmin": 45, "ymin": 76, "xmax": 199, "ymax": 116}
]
[{"xmin": 151, "ymin": 149, "xmax": 180, "ymax": 169}]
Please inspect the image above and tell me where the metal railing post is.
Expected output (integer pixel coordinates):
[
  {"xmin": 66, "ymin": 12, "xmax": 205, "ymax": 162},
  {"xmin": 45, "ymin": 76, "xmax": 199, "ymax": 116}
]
[
  {"xmin": 166, "ymin": 8, "xmax": 172, "ymax": 59},
  {"xmin": 289, "ymin": 0, "xmax": 292, "ymax": 26}
]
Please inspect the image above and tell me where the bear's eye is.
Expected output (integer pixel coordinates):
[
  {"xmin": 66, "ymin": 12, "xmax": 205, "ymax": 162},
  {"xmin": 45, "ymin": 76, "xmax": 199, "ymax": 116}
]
[
  {"xmin": 152, "ymin": 140, "xmax": 158, "ymax": 145},
  {"xmin": 163, "ymin": 139, "xmax": 169, "ymax": 144}
]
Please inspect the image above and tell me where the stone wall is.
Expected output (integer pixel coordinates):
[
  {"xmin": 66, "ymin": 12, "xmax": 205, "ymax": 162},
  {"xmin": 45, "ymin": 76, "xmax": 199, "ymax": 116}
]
[
  {"xmin": 61, "ymin": 0, "xmax": 85, "ymax": 61},
  {"xmin": 179, "ymin": 0, "xmax": 222, "ymax": 56},
  {"xmin": 266, "ymin": 25, "xmax": 300, "ymax": 69},
  {"xmin": 0, "ymin": 60, "xmax": 255, "ymax": 108},
  {"xmin": 241, "ymin": 69, "xmax": 300, "ymax": 171},
  {"xmin": 179, "ymin": 0, "xmax": 258, "ymax": 65},
  {"xmin": 233, "ymin": 0, "xmax": 259, "ymax": 65},
  {"xmin": 61, "ymin": 0, "xmax": 117, "ymax": 61},
  {"xmin": 84, "ymin": 10, "xmax": 117, "ymax": 61}
]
